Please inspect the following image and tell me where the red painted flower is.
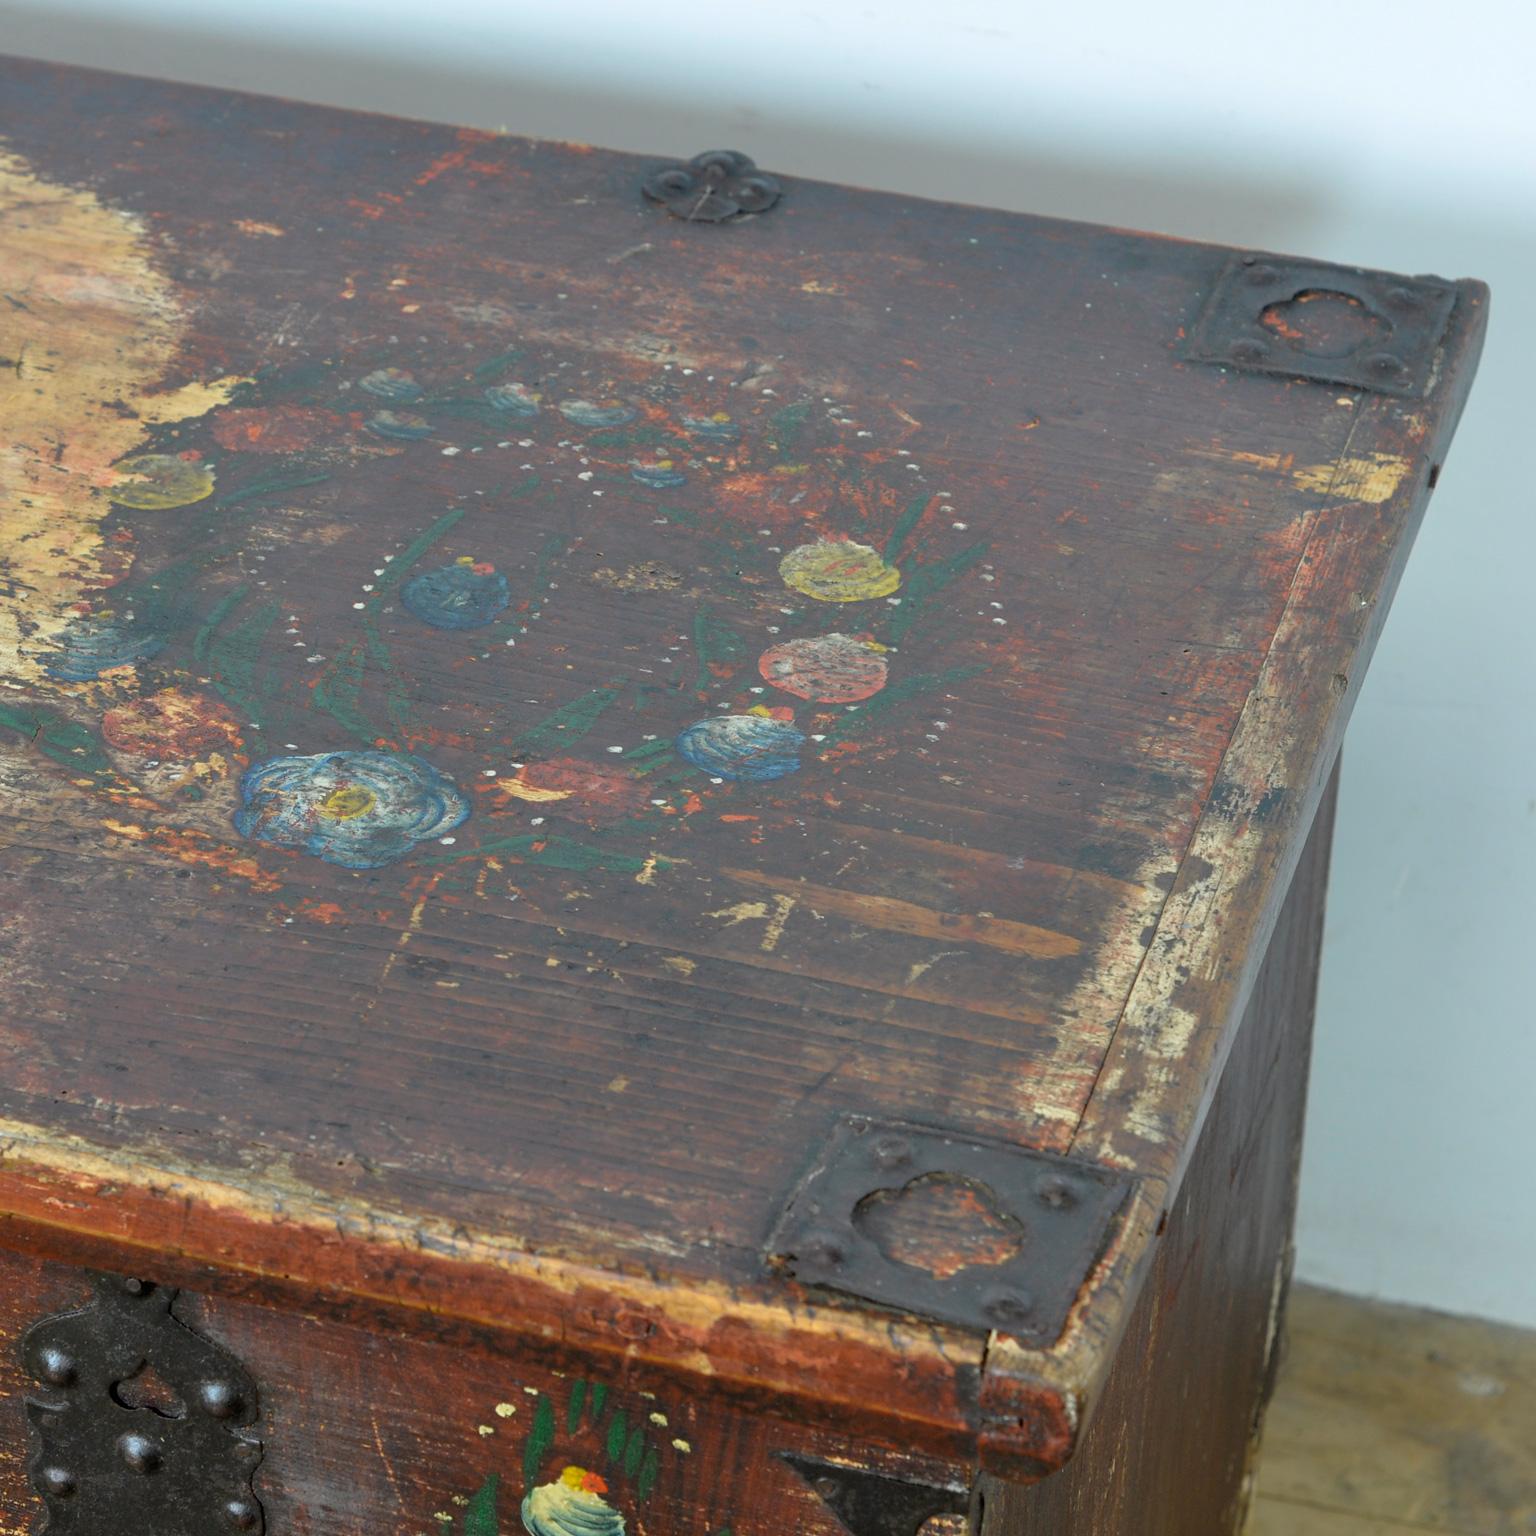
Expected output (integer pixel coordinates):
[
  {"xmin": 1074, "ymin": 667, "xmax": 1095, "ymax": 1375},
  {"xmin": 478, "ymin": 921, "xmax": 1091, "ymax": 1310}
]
[
  {"xmin": 211, "ymin": 405, "xmax": 340, "ymax": 454},
  {"xmin": 102, "ymin": 688, "xmax": 244, "ymax": 760},
  {"xmin": 494, "ymin": 758, "xmax": 649, "ymax": 826}
]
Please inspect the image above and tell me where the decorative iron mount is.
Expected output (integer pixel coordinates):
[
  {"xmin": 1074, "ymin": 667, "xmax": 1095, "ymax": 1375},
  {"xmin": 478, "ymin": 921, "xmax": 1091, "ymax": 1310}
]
[
  {"xmin": 782, "ymin": 1452, "xmax": 971, "ymax": 1536},
  {"xmin": 1184, "ymin": 255, "xmax": 1457, "ymax": 396},
  {"xmin": 767, "ymin": 1117, "xmax": 1134, "ymax": 1340},
  {"xmin": 642, "ymin": 150, "xmax": 782, "ymax": 222},
  {"xmin": 22, "ymin": 1272, "xmax": 264, "ymax": 1534}
]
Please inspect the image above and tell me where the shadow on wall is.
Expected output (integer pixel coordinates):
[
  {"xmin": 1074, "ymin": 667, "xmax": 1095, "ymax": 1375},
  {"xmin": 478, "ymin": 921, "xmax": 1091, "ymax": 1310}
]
[{"xmin": 0, "ymin": 0, "xmax": 1338, "ymax": 245}]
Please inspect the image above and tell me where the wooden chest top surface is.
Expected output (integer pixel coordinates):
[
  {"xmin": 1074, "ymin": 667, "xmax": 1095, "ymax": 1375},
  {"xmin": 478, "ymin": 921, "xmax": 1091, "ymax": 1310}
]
[{"xmin": 0, "ymin": 56, "xmax": 1485, "ymax": 1471}]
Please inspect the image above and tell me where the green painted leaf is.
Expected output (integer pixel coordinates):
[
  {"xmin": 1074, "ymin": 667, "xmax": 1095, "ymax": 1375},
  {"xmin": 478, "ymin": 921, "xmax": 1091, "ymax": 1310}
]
[
  {"xmin": 655, "ymin": 503, "xmax": 701, "ymax": 528},
  {"xmin": 605, "ymin": 1410, "xmax": 627, "ymax": 1464},
  {"xmin": 636, "ymin": 1448, "xmax": 660, "ymax": 1501},
  {"xmin": 886, "ymin": 494, "xmax": 932, "ymax": 561},
  {"xmin": 512, "ymin": 687, "xmax": 621, "ymax": 755},
  {"xmin": 886, "ymin": 543, "xmax": 990, "ymax": 644},
  {"xmin": 311, "ymin": 641, "xmax": 379, "ymax": 744},
  {"xmin": 524, "ymin": 1395, "xmax": 555, "ymax": 1488},
  {"xmin": 0, "ymin": 702, "xmax": 120, "ymax": 791},
  {"xmin": 192, "ymin": 584, "xmax": 250, "ymax": 663},
  {"xmin": 371, "ymin": 508, "xmax": 468, "ymax": 603},
  {"xmin": 766, "ymin": 398, "xmax": 812, "ymax": 454},
  {"xmin": 568, "ymin": 1380, "xmax": 587, "ymax": 1434},
  {"xmin": 692, "ymin": 609, "xmax": 747, "ymax": 691},
  {"xmin": 463, "ymin": 1473, "xmax": 500, "ymax": 1536},
  {"xmin": 590, "ymin": 1383, "xmax": 609, "ymax": 1420},
  {"xmin": 816, "ymin": 663, "xmax": 988, "ymax": 748},
  {"xmin": 473, "ymin": 346, "xmax": 526, "ymax": 382},
  {"xmin": 203, "ymin": 599, "xmax": 282, "ymax": 730},
  {"xmin": 623, "ymin": 1425, "xmax": 646, "ymax": 1480},
  {"xmin": 213, "ymin": 468, "xmax": 329, "ymax": 510}
]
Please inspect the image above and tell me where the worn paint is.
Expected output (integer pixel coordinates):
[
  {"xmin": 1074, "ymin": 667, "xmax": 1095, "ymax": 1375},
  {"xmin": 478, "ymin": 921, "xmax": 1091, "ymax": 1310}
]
[
  {"xmin": 0, "ymin": 151, "xmax": 238, "ymax": 686},
  {"xmin": 1294, "ymin": 452, "xmax": 1412, "ymax": 504}
]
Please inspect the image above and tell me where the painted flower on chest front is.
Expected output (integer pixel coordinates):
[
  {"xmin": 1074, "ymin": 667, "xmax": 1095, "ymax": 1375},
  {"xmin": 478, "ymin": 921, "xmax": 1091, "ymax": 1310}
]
[
  {"xmin": 233, "ymin": 749, "xmax": 469, "ymax": 869},
  {"xmin": 522, "ymin": 1466, "xmax": 626, "ymax": 1536}
]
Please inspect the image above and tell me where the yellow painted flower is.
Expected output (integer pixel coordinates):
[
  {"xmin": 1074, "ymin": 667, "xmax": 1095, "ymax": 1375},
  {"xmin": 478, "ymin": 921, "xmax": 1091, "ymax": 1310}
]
[
  {"xmin": 779, "ymin": 539, "xmax": 901, "ymax": 602},
  {"xmin": 108, "ymin": 453, "xmax": 216, "ymax": 509}
]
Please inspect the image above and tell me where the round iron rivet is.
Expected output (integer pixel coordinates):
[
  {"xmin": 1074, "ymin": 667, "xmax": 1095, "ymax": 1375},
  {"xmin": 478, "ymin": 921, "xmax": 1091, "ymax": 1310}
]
[
  {"xmin": 199, "ymin": 1379, "xmax": 245, "ymax": 1419},
  {"xmin": 870, "ymin": 1134, "xmax": 912, "ymax": 1170},
  {"xmin": 36, "ymin": 1345, "xmax": 77, "ymax": 1386},
  {"xmin": 981, "ymin": 1288, "xmax": 1034, "ymax": 1328},
  {"xmin": 1385, "ymin": 285, "xmax": 1421, "ymax": 309},
  {"xmin": 122, "ymin": 1278, "xmax": 148, "ymax": 1296},
  {"xmin": 224, "ymin": 1497, "xmax": 261, "ymax": 1530},
  {"xmin": 38, "ymin": 1465, "xmax": 76, "ymax": 1497},
  {"xmin": 1036, "ymin": 1175, "xmax": 1078, "ymax": 1209},
  {"xmin": 1229, "ymin": 338, "xmax": 1269, "ymax": 364},
  {"xmin": 800, "ymin": 1229, "xmax": 846, "ymax": 1267},
  {"xmin": 1245, "ymin": 263, "xmax": 1279, "ymax": 285},
  {"xmin": 117, "ymin": 1431, "xmax": 162, "ymax": 1474},
  {"xmin": 1365, "ymin": 351, "xmax": 1405, "ymax": 377}
]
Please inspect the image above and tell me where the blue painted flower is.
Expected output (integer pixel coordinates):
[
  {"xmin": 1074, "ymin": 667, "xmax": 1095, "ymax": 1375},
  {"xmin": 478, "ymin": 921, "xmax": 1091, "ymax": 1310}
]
[
  {"xmin": 401, "ymin": 558, "xmax": 511, "ymax": 630},
  {"xmin": 42, "ymin": 614, "xmax": 165, "ymax": 681},
  {"xmin": 681, "ymin": 413, "xmax": 740, "ymax": 444},
  {"xmin": 234, "ymin": 750, "xmax": 469, "ymax": 869},
  {"xmin": 483, "ymin": 382, "xmax": 541, "ymax": 416},
  {"xmin": 675, "ymin": 714, "xmax": 805, "ymax": 782},
  {"xmin": 559, "ymin": 399, "xmax": 637, "ymax": 429},
  {"xmin": 365, "ymin": 410, "xmax": 434, "ymax": 441},
  {"xmin": 630, "ymin": 459, "xmax": 687, "ymax": 489},
  {"xmin": 359, "ymin": 367, "xmax": 424, "ymax": 403}
]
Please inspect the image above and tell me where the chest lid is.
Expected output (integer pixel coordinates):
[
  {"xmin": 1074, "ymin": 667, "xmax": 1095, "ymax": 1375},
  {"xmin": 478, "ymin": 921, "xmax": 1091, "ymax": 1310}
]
[{"xmin": 0, "ymin": 55, "xmax": 1485, "ymax": 1480}]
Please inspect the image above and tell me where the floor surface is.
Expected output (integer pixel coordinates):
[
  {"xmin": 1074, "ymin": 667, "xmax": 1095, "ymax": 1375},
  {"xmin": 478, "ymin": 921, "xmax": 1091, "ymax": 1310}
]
[{"xmin": 1249, "ymin": 1284, "xmax": 1536, "ymax": 1534}]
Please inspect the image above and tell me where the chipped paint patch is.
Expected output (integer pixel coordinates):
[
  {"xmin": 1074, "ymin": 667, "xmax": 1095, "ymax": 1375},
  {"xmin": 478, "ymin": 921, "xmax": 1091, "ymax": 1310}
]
[
  {"xmin": 0, "ymin": 152, "xmax": 241, "ymax": 685},
  {"xmin": 1295, "ymin": 452, "xmax": 1411, "ymax": 505}
]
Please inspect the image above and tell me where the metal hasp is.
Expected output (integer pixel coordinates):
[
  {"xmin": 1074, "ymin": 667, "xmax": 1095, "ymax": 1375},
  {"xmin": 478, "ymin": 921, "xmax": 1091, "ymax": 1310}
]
[
  {"xmin": 782, "ymin": 1453, "xmax": 970, "ymax": 1536},
  {"xmin": 1184, "ymin": 255, "xmax": 1458, "ymax": 396},
  {"xmin": 641, "ymin": 150, "xmax": 782, "ymax": 222},
  {"xmin": 21, "ymin": 1272, "xmax": 264, "ymax": 1534},
  {"xmin": 767, "ymin": 1117, "xmax": 1134, "ymax": 1340}
]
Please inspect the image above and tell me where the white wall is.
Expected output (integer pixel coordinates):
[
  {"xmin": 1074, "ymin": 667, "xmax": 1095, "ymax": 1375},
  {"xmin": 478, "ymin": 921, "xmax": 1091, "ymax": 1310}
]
[{"xmin": 4, "ymin": 0, "xmax": 1533, "ymax": 1326}]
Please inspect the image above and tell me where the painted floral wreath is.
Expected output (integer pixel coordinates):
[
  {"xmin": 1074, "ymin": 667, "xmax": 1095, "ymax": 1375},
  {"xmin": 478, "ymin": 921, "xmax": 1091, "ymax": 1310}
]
[{"xmin": 15, "ymin": 343, "xmax": 991, "ymax": 883}]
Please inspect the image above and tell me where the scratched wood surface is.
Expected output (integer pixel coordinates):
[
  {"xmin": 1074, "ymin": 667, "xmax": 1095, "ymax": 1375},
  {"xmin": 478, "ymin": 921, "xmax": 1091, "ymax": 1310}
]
[
  {"xmin": 0, "ymin": 55, "xmax": 1486, "ymax": 1473},
  {"xmin": 985, "ymin": 766, "xmax": 1335, "ymax": 1533}
]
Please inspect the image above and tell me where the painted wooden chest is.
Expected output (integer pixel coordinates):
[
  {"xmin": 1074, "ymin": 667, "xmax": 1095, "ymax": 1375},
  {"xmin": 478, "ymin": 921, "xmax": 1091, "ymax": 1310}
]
[{"xmin": 0, "ymin": 54, "xmax": 1486, "ymax": 1536}]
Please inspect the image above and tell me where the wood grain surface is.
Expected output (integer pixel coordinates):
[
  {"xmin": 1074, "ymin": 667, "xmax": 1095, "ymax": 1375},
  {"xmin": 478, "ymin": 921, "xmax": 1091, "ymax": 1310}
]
[
  {"xmin": 0, "ymin": 55, "xmax": 1488, "ymax": 1472},
  {"xmin": 983, "ymin": 765, "xmax": 1335, "ymax": 1533}
]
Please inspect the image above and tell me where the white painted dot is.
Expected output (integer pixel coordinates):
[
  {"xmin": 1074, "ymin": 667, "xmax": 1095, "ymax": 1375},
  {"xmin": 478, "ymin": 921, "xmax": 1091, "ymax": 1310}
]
[
  {"xmin": 439, "ymin": 836, "xmax": 457, "ymax": 845},
  {"xmin": 353, "ymin": 602, "xmax": 366, "ymax": 610}
]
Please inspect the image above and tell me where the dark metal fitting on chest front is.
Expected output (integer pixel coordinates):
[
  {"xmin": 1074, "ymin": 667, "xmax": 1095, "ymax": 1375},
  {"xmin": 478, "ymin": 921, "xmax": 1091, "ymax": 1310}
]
[
  {"xmin": 21, "ymin": 1272, "xmax": 264, "ymax": 1535},
  {"xmin": 642, "ymin": 150, "xmax": 782, "ymax": 222}
]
